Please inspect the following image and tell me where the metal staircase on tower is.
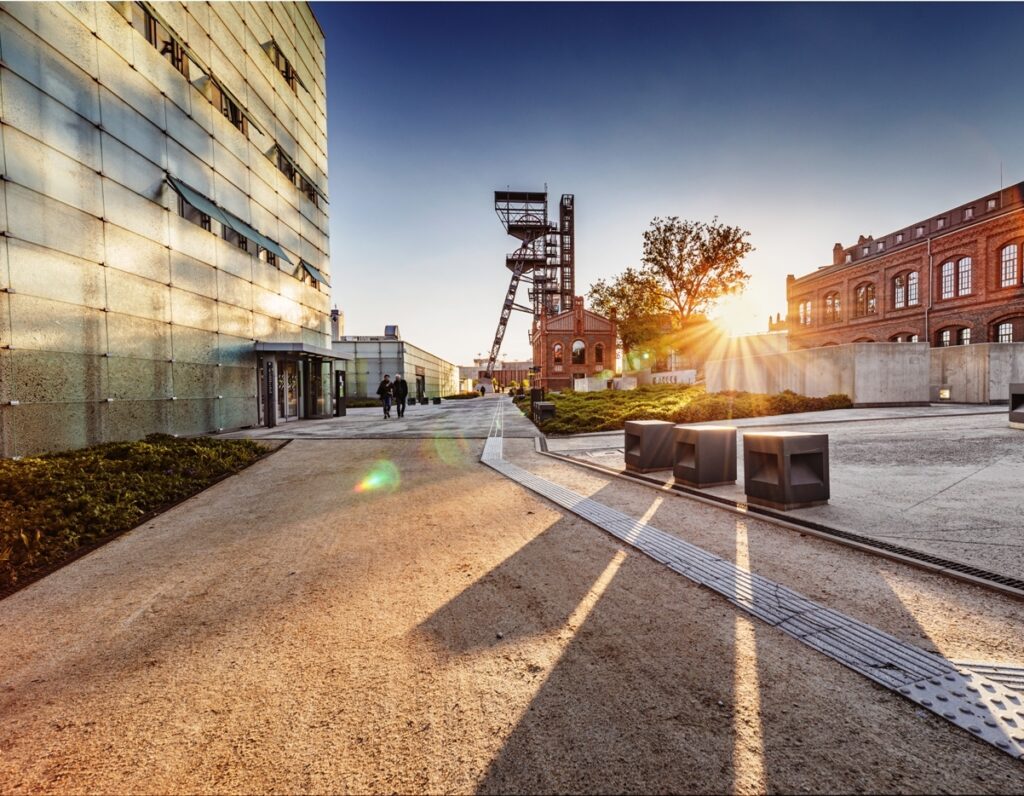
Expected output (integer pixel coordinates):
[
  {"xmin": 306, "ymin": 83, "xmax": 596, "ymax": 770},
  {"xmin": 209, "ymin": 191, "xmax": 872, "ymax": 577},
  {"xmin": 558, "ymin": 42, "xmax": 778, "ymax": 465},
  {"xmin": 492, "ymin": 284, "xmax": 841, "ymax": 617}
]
[{"xmin": 484, "ymin": 190, "xmax": 575, "ymax": 377}]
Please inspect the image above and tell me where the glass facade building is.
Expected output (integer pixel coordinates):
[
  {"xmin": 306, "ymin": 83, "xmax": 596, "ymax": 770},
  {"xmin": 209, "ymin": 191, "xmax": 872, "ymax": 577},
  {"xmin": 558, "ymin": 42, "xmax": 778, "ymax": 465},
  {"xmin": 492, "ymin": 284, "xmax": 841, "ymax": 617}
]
[{"xmin": 0, "ymin": 2, "xmax": 336, "ymax": 456}]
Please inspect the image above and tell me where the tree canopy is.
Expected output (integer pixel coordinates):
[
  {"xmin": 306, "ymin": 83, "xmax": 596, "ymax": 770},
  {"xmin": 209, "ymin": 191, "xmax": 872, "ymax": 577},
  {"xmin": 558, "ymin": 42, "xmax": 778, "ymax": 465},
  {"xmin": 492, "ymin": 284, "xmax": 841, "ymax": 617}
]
[{"xmin": 589, "ymin": 216, "xmax": 754, "ymax": 352}]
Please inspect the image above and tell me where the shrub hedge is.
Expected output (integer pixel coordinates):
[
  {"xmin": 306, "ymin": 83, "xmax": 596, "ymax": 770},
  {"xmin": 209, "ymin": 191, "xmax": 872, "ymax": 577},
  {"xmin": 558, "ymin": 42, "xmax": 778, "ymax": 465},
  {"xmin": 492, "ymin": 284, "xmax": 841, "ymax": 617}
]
[
  {"xmin": 517, "ymin": 384, "xmax": 852, "ymax": 434},
  {"xmin": 443, "ymin": 392, "xmax": 481, "ymax": 400},
  {"xmin": 0, "ymin": 434, "xmax": 267, "ymax": 592}
]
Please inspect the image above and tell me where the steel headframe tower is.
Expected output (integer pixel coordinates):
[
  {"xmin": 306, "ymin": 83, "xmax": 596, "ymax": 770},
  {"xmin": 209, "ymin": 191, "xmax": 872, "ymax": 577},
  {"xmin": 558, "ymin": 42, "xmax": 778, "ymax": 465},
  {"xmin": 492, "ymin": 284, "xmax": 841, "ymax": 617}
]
[{"xmin": 484, "ymin": 190, "xmax": 575, "ymax": 377}]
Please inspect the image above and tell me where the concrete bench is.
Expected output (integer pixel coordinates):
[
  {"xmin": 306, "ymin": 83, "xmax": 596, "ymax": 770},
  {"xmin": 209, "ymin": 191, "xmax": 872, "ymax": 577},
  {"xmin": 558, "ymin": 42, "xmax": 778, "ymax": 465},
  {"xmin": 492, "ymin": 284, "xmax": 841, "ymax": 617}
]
[
  {"xmin": 624, "ymin": 420, "xmax": 675, "ymax": 473},
  {"xmin": 673, "ymin": 425, "xmax": 737, "ymax": 487},
  {"xmin": 742, "ymin": 431, "xmax": 829, "ymax": 510},
  {"xmin": 533, "ymin": 401, "xmax": 556, "ymax": 422},
  {"xmin": 1010, "ymin": 383, "xmax": 1024, "ymax": 429}
]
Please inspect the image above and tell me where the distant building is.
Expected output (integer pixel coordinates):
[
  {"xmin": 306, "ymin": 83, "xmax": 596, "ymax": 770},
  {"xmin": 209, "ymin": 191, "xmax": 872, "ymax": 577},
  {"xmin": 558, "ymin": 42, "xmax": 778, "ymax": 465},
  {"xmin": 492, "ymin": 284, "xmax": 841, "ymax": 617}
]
[
  {"xmin": 786, "ymin": 183, "xmax": 1024, "ymax": 349},
  {"xmin": 332, "ymin": 326, "xmax": 459, "ymax": 400},
  {"xmin": 532, "ymin": 296, "xmax": 617, "ymax": 391},
  {"xmin": 463, "ymin": 357, "xmax": 534, "ymax": 391},
  {"xmin": 0, "ymin": 2, "xmax": 336, "ymax": 456}
]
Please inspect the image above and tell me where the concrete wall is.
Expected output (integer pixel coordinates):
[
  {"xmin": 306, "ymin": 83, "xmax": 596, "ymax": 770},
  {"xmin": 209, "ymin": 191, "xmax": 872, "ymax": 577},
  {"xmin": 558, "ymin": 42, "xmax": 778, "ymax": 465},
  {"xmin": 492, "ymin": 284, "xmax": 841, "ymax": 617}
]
[
  {"xmin": 706, "ymin": 343, "xmax": 931, "ymax": 406},
  {"xmin": 0, "ymin": 2, "xmax": 330, "ymax": 456},
  {"xmin": 930, "ymin": 343, "xmax": 1024, "ymax": 403}
]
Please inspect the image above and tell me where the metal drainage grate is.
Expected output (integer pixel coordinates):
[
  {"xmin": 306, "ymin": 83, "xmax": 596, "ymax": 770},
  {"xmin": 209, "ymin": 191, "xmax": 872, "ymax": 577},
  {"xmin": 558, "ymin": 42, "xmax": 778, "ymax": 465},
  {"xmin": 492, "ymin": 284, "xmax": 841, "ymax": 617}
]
[{"xmin": 483, "ymin": 404, "xmax": 1024, "ymax": 760}]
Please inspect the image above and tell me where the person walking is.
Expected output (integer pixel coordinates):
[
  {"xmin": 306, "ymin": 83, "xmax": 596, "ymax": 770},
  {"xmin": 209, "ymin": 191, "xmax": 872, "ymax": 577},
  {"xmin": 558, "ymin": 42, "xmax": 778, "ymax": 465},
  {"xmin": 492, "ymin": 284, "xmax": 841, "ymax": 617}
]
[
  {"xmin": 393, "ymin": 373, "xmax": 409, "ymax": 418},
  {"xmin": 376, "ymin": 374, "xmax": 393, "ymax": 419}
]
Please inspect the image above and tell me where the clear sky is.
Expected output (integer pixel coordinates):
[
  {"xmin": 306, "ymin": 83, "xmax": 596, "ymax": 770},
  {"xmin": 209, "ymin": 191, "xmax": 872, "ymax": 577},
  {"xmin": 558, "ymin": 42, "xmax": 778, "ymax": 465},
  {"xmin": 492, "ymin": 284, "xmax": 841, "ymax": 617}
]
[{"xmin": 313, "ymin": 1, "xmax": 1024, "ymax": 365}]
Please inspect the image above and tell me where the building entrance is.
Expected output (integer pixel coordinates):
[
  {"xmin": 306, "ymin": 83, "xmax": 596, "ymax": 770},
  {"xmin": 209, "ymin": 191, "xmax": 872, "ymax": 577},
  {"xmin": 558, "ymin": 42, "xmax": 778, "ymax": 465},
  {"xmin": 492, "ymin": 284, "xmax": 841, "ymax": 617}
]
[{"xmin": 277, "ymin": 360, "xmax": 300, "ymax": 421}]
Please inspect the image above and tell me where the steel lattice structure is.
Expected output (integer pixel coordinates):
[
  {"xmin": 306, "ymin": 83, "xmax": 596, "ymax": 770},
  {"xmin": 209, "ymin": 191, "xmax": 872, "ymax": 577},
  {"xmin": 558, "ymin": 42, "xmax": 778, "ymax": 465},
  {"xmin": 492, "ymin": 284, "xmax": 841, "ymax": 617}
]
[{"xmin": 484, "ymin": 190, "xmax": 574, "ymax": 377}]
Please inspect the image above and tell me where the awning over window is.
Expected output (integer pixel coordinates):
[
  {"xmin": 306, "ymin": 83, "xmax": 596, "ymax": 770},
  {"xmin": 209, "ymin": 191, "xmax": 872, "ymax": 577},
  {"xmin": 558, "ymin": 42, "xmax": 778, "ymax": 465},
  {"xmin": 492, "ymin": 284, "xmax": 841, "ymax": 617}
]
[
  {"xmin": 301, "ymin": 260, "xmax": 330, "ymax": 287},
  {"xmin": 166, "ymin": 175, "xmax": 231, "ymax": 229},
  {"xmin": 166, "ymin": 175, "xmax": 292, "ymax": 264},
  {"xmin": 219, "ymin": 208, "xmax": 292, "ymax": 265}
]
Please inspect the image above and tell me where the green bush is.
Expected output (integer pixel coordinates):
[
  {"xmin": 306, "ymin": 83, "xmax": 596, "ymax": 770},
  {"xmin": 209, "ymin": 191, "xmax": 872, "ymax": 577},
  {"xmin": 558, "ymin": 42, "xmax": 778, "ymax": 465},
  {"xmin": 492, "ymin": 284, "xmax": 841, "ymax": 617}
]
[
  {"xmin": 530, "ymin": 385, "xmax": 852, "ymax": 435},
  {"xmin": 0, "ymin": 435, "xmax": 267, "ymax": 591},
  {"xmin": 442, "ymin": 392, "xmax": 481, "ymax": 400}
]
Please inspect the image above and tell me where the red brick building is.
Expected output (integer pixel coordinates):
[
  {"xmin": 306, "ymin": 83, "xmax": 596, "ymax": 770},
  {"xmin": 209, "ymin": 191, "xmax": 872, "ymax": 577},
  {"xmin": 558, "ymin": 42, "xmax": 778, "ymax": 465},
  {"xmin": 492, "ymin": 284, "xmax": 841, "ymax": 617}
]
[
  {"xmin": 786, "ymin": 183, "xmax": 1024, "ymax": 348},
  {"xmin": 532, "ymin": 297, "xmax": 617, "ymax": 390}
]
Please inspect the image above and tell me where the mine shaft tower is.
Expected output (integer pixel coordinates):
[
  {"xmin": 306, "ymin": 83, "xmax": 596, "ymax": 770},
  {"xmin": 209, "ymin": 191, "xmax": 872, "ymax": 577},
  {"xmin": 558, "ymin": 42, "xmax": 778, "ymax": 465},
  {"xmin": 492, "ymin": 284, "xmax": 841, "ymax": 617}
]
[{"xmin": 484, "ymin": 190, "xmax": 574, "ymax": 377}]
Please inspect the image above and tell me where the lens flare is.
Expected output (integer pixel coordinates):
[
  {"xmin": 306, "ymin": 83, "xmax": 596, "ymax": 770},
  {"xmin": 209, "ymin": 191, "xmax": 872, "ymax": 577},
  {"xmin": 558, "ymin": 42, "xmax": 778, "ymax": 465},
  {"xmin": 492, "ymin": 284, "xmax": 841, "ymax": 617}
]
[
  {"xmin": 432, "ymin": 433, "xmax": 470, "ymax": 466},
  {"xmin": 354, "ymin": 460, "xmax": 400, "ymax": 494}
]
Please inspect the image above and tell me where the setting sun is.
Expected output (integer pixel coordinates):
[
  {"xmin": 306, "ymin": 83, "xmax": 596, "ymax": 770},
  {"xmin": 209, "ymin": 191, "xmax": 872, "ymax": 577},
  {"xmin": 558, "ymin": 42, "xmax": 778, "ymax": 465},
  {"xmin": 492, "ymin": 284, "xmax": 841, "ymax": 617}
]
[{"xmin": 709, "ymin": 292, "xmax": 765, "ymax": 337}]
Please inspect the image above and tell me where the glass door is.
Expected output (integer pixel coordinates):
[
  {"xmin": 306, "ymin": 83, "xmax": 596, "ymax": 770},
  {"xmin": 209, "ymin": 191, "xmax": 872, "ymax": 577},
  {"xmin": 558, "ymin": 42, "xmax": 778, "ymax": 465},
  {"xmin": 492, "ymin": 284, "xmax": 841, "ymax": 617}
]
[{"xmin": 277, "ymin": 360, "xmax": 299, "ymax": 421}]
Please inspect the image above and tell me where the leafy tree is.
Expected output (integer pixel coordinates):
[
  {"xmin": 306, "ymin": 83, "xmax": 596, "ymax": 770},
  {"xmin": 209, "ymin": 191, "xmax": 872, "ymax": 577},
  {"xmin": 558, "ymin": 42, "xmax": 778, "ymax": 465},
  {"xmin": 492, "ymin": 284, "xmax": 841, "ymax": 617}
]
[
  {"xmin": 589, "ymin": 267, "xmax": 666, "ymax": 353},
  {"xmin": 641, "ymin": 216, "xmax": 754, "ymax": 321},
  {"xmin": 590, "ymin": 216, "xmax": 754, "ymax": 356}
]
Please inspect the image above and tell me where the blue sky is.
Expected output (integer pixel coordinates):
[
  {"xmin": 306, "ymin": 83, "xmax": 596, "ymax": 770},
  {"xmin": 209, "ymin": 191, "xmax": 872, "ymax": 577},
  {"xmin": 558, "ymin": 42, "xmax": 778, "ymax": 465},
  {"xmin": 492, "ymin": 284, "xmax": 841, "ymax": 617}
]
[{"xmin": 313, "ymin": 1, "xmax": 1024, "ymax": 364}]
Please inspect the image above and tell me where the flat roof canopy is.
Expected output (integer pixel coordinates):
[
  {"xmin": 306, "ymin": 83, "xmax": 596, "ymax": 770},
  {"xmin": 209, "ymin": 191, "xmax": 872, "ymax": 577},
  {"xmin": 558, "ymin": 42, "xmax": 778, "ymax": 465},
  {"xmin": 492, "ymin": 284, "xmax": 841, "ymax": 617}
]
[{"xmin": 255, "ymin": 341, "xmax": 346, "ymax": 360}]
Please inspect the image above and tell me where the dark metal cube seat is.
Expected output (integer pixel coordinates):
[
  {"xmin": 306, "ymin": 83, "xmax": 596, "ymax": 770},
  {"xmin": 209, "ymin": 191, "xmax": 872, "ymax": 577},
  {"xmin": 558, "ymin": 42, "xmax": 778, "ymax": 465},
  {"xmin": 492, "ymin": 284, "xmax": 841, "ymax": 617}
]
[
  {"xmin": 673, "ymin": 425, "xmax": 737, "ymax": 487},
  {"xmin": 1010, "ymin": 383, "xmax": 1024, "ymax": 429},
  {"xmin": 533, "ymin": 401, "xmax": 556, "ymax": 422},
  {"xmin": 624, "ymin": 420, "xmax": 675, "ymax": 473},
  {"xmin": 742, "ymin": 431, "xmax": 829, "ymax": 510}
]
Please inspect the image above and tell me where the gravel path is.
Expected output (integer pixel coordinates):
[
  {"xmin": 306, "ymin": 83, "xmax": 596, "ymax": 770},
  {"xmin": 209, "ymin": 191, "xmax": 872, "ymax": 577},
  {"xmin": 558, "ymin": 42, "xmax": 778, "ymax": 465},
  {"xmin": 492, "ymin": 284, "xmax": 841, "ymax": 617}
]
[{"xmin": 1, "ymin": 404, "xmax": 1023, "ymax": 793}]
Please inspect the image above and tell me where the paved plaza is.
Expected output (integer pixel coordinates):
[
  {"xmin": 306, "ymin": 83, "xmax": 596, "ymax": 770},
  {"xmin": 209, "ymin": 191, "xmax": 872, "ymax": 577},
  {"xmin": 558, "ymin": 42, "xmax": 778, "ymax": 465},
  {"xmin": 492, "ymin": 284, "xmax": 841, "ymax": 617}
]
[
  {"xmin": 549, "ymin": 405, "xmax": 1022, "ymax": 580},
  {"xmin": 2, "ymin": 396, "xmax": 1023, "ymax": 793}
]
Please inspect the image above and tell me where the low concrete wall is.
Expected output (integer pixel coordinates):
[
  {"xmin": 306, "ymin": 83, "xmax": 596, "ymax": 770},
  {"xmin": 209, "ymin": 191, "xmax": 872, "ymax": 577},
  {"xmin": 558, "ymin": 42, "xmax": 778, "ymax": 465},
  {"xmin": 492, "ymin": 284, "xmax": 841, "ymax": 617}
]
[
  {"xmin": 706, "ymin": 343, "xmax": 931, "ymax": 406},
  {"xmin": 929, "ymin": 343, "xmax": 1024, "ymax": 404}
]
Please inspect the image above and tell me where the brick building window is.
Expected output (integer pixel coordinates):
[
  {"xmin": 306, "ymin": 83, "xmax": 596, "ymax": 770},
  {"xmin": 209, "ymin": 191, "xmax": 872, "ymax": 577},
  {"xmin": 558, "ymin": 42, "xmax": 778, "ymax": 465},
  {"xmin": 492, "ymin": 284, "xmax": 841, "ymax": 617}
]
[
  {"xmin": 936, "ymin": 217, "xmax": 946, "ymax": 230},
  {"xmin": 958, "ymin": 328, "xmax": 971, "ymax": 345},
  {"xmin": 915, "ymin": 226, "xmax": 925, "ymax": 238},
  {"xmin": 998, "ymin": 322, "xmax": 1013, "ymax": 343},
  {"xmin": 552, "ymin": 343, "xmax": 563, "ymax": 365},
  {"xmin": 896, "ymin": 233, "xmax": 904, "ymax": 244},
  {"xmin": 940, "ymin": 329, "xmax": 951, "ymax": 347},
  {"xmin": 877, "ymin": 241, "xmax": 885, "ymax": 252},
  {"xmin": 1001, "ymin": 244, "xmax": 1019, "ymax": 288},
  {"xmin": 571, "ymin": 340, "xmax": 586, "ymax": 365},
  {"xmin": 964, "ymin": 207, "xmax": 974, "ymax": 220},
  {"xmin": 988, "ymin": 198, "xmax": 998, "ymax": 211},
  {"xmin": 909, "ymin": 334, "xmax": 919, "ymax": 342},
  {"xmin": 824, "ymin": 292, "xmax": 841, "ymax": 322},
  {"xmin": 854, "ymin": 283, "xmax": 876, "ymax": 317},
  {"xmin": 894, "ymin": 275, "xmax": 906, "ymax": 309},
  {"xmin": 907, "ymin": 272, "xmax": 919, "ymax": 305},
  {"xmin": 595, "ymin": 343, "xmax": 604, "ymax": 364},
  {"xmin": 958, "ymin": 257, "xmax": 972, "ymax": 295},
  {"xmin": 940, "ymin": 261, "xmax": 955, "ymax": 299}
]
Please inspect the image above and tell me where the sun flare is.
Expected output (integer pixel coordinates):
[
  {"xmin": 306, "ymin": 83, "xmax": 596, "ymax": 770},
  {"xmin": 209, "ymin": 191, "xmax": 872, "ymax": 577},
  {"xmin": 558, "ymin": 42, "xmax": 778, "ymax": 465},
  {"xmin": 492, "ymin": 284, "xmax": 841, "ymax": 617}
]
[{"xmin": 710, "ymin": 292, "xmax": 764, "ymax": 338}]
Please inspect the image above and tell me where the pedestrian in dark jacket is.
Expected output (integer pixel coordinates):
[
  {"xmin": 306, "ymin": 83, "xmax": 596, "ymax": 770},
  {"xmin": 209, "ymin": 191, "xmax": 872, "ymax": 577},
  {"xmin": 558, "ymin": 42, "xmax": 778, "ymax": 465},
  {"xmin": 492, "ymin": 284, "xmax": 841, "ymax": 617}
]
[
  {"xmin": 376, "ymin": 375, "xmax": 393, "ymax": 418},
  {"xmin": 393, "ymin": 374, "xmax": 409, "ymax": 418}
]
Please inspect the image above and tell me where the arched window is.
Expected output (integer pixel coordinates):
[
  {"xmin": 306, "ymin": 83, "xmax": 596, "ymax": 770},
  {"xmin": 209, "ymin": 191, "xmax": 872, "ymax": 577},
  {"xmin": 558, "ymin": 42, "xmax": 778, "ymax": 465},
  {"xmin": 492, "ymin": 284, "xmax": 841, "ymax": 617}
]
[
  {"xmin": 958, "ymin": 257, "xmax": 972, "ymax": 296},
  {"xmin": 894, "ymin": 275, "xmax": 906, "ymax": 309},
  {"xmin": 940, "ymin": 261, "xmax": 955, "ymax": 298},
  {"xmin": 824, "ymin": 292, "xmax": 841, "ymax": 322},
  {"xmin": 553, "ymin": 343, "xmax": 563, "ymax": 365},
  {"xmin": 571, "ymin": 340, "xmax": 586, "ymax": 365},
  {"xmin": 907, "ymin": 271, "xmax": 919, "ymax": 305},
  {"xmin": 940, "ymin": 258, "xmax": 972, "ymax": 298},
  {"xmin": 1001, "ymin": 244, "xmax": 1019, "ymax": 288},
  {"xmin": 939, "ymin": 329, "xmax": 952, "ymax": 347},
  {"xmin": 594, "ymin": 343, "xmax": 604, "ymax": 364},
  {"xmin": 854, "ymin": 283, "xmax": 876, "ymax": 317}
]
